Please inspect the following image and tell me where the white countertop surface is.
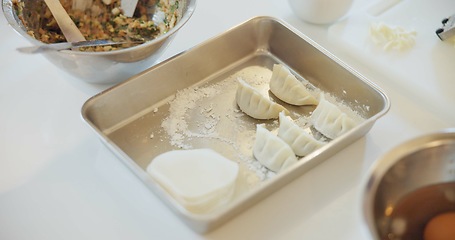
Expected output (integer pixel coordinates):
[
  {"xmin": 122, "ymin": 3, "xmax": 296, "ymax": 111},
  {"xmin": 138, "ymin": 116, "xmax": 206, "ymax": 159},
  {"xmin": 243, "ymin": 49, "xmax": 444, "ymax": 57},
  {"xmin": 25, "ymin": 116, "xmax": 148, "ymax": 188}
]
[{"xmin": 0, "ymin": 0, "xmax": 453, "ymax": 239}]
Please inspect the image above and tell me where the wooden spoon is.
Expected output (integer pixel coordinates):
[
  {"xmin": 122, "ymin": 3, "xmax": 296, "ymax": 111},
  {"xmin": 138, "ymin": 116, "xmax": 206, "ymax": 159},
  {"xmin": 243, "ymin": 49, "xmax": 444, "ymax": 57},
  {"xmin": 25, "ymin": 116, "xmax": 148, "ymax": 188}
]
[{"xmin": 43, "ymin": 0, "xmax": 86, "ymax": 42}]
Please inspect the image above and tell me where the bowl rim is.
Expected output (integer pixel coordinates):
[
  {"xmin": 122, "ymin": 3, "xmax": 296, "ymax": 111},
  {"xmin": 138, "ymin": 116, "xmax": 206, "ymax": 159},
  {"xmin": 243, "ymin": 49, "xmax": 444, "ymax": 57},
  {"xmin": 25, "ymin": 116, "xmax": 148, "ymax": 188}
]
[{"xmin": 1, "ymin": 0, "xmax": 197, "ymax": 56}]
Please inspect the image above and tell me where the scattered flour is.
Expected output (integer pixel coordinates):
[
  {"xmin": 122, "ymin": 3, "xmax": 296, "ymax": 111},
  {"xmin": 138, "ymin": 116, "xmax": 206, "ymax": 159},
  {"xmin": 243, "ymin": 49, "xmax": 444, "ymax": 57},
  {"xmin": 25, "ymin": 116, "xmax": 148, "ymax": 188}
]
[
  {"xmin": 160, "ymin": 66, "xmax": 277, "ymax": 182},
  {"xmin": 159, "ymin": 65, "xmax": 367, "ymax": 183},
  {"xmin": 160, "ymin": 85, "xmax": 221, "ymax": 149}
]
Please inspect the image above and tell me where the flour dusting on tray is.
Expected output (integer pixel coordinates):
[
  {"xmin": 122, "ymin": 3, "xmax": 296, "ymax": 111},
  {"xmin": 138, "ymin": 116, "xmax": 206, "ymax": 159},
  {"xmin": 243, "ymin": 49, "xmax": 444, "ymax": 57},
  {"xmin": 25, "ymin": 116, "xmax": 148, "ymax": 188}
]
[
  {"xmin": 160, "ymin": 66, "xmax": 278, "ymax": 181},
  {"xmin": 160, "ymin": 65, "xmax": 366, "ymax": 182}
]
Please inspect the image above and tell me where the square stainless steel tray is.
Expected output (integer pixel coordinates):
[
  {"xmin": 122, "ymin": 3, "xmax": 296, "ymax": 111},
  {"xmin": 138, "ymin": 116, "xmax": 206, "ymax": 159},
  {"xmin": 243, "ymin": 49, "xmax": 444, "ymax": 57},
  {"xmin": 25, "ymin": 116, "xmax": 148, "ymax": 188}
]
[{"xmin": 82, "ymin": 16, "xmax": 390, "ymax": 233}]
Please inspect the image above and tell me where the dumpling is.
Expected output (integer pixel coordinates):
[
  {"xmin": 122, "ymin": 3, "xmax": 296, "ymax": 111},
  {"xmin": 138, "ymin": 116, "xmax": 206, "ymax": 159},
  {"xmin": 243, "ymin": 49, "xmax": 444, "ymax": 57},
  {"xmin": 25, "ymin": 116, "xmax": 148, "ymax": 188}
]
[
  {"xmin": 278, "ymin": 112, "xmax": 326, "ymax": 156},
  {"xmin": 236, "ymin": 78, "xmax": 289, "ymax": 119},
  {"xmin": 269, "ymin": 64, "xmax": 318, "ymax": 106},
  {"xmin": 310, "ymin": 94, "xmax": 357, "ymax": 139},
  {"xmin": 253, "ymin": 124, "xmax": 298, "ymax": 172}
]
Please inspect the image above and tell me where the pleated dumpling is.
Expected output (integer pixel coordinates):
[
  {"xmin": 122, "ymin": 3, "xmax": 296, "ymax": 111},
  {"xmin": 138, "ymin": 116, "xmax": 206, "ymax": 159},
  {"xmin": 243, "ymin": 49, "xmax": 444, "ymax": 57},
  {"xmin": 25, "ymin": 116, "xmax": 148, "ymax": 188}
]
[
  {"xmin": 269, "ymin": 64, "xmax": 318, "ymax": 106},
  {"xmin": 236, "ymin": 78, "xmax": 289, "ymax": 120},
  {"xmin": 310, "ymin": 94, "xmax": 357, "ymax": 139},
  {"xmin": 278, "ymin": 112, "xmax": 326, "ymax": 157},
  {"xmin": 253, "ymin": 124, "xmax": 298, "ymax": 172}
]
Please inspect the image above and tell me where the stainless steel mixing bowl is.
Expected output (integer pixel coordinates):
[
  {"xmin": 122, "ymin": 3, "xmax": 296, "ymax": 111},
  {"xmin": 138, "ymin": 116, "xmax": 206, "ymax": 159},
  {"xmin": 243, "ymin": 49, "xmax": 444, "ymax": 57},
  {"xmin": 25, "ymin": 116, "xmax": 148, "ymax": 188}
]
[
  {"xmin": 363, "ymin": 129, "xmax": 455, "ymax": 240},
  {"xmin": 2, "ymin": 0, "xmax": 196, "ymax": 84}
]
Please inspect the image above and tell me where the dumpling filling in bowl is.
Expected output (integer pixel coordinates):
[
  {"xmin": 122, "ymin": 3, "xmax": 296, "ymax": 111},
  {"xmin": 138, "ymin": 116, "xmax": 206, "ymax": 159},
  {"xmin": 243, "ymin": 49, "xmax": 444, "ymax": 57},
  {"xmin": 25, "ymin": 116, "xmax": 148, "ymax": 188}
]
[{"xmin": 12, "ymin": 0, "xmax": 182, "ymax": 51}]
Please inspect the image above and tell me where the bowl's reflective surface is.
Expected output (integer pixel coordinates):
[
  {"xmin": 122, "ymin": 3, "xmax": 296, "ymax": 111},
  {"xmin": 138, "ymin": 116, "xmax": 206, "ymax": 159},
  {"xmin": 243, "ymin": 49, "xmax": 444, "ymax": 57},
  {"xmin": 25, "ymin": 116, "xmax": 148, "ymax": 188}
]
[
  {"xmin": 2, "ymin": 0, "xmax": 196, "ymax": 83},
  {"xmin": 363, "ymin": 129, "xmax": 455, "ymax": 240}
]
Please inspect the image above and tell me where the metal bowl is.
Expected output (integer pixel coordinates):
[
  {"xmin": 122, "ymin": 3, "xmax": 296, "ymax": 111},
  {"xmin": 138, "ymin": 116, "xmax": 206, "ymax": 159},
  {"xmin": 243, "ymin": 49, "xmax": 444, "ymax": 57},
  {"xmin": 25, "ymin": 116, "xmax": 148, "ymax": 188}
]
[
  {"xmin": 2, "ymin": 0, "xmax": 196, "ymax": 84},
  {"xmin": 363, "ymin": 129, "xmax": 455, "ymax": 240}
]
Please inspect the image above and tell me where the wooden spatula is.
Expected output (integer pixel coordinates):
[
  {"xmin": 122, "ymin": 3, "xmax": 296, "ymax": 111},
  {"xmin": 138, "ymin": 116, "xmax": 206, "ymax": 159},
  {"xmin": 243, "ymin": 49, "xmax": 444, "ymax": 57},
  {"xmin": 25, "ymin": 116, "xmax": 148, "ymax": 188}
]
[
  {"xmin": 121, "ymin": 0, "xmax": 139, "ymax": 17},
  {"xmin": 44, "ymin": 0, "xmax": 86, "ymax": 42}
]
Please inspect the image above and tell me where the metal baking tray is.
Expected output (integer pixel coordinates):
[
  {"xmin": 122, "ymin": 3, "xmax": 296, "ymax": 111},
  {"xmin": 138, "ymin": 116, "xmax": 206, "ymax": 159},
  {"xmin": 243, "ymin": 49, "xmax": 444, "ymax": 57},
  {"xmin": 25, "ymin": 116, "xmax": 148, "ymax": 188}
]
[{"xmin": 82, "ymin": 16, "xmax": 390, "ymax": 233}]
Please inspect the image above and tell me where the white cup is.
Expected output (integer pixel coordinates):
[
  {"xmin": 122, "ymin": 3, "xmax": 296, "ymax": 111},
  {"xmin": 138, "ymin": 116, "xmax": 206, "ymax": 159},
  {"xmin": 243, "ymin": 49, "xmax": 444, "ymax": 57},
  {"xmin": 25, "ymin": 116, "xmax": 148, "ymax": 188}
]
[{"xmin": 288, "ymin": 0, "xmax": 354, "ymax": 24}]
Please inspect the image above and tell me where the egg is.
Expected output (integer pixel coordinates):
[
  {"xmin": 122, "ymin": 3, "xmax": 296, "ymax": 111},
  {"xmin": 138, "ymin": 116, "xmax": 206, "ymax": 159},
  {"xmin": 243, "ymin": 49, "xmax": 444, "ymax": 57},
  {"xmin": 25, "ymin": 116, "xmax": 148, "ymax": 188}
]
[{"xmin": 424, "ymin": 211, "xmax": 455, "ymax": 240}]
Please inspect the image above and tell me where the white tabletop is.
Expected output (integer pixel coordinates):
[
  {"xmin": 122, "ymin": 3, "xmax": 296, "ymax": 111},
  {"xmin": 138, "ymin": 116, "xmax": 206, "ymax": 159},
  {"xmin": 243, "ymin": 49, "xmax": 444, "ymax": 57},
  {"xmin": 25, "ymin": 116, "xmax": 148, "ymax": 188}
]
[{"xmin": 0, "ymin": 0, "xmax": 453, "ymax": 239}]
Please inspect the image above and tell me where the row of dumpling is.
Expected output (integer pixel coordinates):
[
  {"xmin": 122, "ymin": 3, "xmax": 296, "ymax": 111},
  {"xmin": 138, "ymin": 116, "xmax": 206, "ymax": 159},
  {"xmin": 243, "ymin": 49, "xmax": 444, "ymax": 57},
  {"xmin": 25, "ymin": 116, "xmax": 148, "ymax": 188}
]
[
  {"xmin": 236, "ymin": 64, "xmax": 319, "ymax": 120},
  {"xmin": 235, "ymin": 64, "xmax": 358, "ymax": 172},
  {"xmin": 253, "ymin": 112, "xmax": 325, "ymax": 172}
]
